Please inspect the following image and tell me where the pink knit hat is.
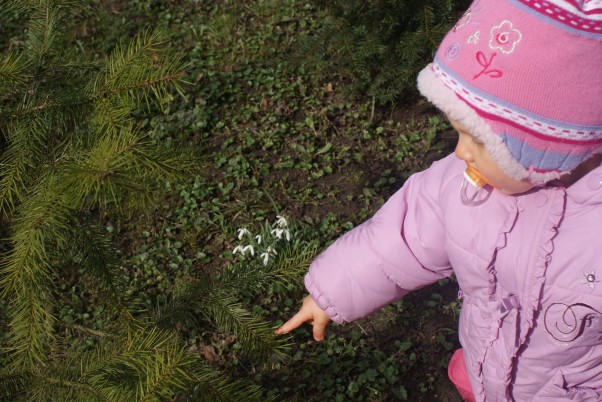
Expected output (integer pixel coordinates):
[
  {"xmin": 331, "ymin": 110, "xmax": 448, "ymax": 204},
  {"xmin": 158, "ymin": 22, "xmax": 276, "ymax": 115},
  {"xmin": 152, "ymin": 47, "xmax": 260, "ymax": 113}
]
[{"xmin": 418, "ymin": 0, "xmax": 602, "ymax": 184}]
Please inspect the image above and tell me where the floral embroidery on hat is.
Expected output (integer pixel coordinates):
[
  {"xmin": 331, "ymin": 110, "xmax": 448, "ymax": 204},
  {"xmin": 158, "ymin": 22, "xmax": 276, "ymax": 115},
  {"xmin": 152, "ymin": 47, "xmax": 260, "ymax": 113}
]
[
  {"xmin": 445, "ymin": 43, "xmax": 461, "ymax": 60},
  {"xmin": 489, "ymin": 20, "xmax": 522, "ymax": 54},
  {"xmin": 473, "ymin": 51, "xmax": 503, "ymax": 80},
  {"xmin": 453, "ymin": 0, "xmax": 482, "ymax": 32},
  {"xmin": 468, "ymin": 31, "xmax": 481, "ymax": 44},
  {"xmin": 581, "ymin": 270, "xmax": 600, "ymax": 289}
]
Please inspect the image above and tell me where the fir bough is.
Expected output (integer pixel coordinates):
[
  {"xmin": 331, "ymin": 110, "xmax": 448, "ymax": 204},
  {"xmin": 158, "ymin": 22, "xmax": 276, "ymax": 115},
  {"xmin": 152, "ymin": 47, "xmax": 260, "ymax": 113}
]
[
  {"xmin": 0, "ymin": 1, "xmax": 311, "ymax": 400},
  {"xmin": 294, "ymin": 0, "xmax": 469, "ymax": 103}
]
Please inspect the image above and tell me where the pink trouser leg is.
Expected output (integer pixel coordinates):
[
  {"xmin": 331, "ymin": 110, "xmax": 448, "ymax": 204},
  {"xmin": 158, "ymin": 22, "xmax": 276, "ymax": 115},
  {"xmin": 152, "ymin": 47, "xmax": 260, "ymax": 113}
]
[{"xmin": 448, "ymin": 349, "xmax": 476, "ymax": 402}]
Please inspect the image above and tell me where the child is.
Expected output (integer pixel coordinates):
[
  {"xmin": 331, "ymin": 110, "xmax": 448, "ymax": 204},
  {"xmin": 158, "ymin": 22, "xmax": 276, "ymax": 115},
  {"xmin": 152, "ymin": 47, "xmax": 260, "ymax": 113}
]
[{"xmin": 275, "ymin": 0, "xmax": 602, "ymax": 401}]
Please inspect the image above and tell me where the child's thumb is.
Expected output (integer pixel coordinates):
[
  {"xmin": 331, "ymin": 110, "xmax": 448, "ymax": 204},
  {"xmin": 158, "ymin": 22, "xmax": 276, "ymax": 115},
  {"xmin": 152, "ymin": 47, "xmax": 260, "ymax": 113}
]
[{"xmin": 312, "ymin": 319, "xmax": 328, "ymax": 342}]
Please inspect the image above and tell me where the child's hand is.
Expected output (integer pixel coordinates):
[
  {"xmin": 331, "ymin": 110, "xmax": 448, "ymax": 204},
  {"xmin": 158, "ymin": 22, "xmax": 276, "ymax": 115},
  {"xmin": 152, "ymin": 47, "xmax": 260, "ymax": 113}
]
[{"xmin": 275, "ymin": 295, "xmax": 331, "ymax": 341}]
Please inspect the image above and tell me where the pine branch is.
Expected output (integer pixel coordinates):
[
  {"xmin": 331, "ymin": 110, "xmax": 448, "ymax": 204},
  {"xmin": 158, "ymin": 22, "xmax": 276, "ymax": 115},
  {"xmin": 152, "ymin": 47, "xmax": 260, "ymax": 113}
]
[
  {"xmin": 54, "ymin": 127, "xmax": 146, "ymax": 210},
  {"xmin": 1, "ymin": 337, "xmax": 107, "ymax": 401},
  {"xmin": 183, "ymin": 363, "xmax": 273, "ymax": 402},
  {"xmin": 138, "ymin": 344, "xmax": 193, "ymax": 402},
  {"xmin": 0, "ymin": 95, "xmax": 90, "ymax": 144},
  {"xmin": 0, "ymin": 103, "xmax": 71, "ymax": 174},
  {"xmin": 91, "ymin": 29, "xmax": 187, "ymax": 110},
  {"xmin": 62, "ymin": 218, "xmax": 126, "ymax": 307},
  {"xmin": 89, "ymin": 97, "xmax": 133, "ymax": 137},
  {"xmin": 82, "ymin": 327, "xmax": 197, "ymax": 402},
  {"xmin": 202, "ymin": 294, "xmax": 290, "ymax": 363},
  {"xmin": 5, "ymin": 283, "xmax": 55, "ymax": 370},
  {"xmin": 54, "ymin": 125, "xmax": 197, "ymax": 213},
  {"xmin": 25, "ymin": 0, "xmax": 62, "ymax": 68},
  {"xmin": 0, "ymin": 52, "xmax": 28, "ymax": 90},
  {"xmin": 0, "ymin": 184, "xmax": 73, "ymax": 368},
  {"xmin": 0, "ymin": 1, "xmax": 203, "ymax": 398},
  {"xmin": 150, "ymin": 295, "xmax": 201, "ymax": 331},
  {"xmin": 154, "ymin": 284, "xmax": 289, "ymax": 364},
  {"xmin": 130, "ymin": 141, "xmax": 199, "ymax": 180},
  {"xmin": 0, "ymin": 370, "xmax": 28, "ymax": 401},
  {"xmin": 0, "ymin": 117, "xmax": 56, "ymax": 219},
  {"xmin": 106, "ymin": 29, "xmax": 166, "ymax": 83},
  {"xmin": 212, "ymin": 240, "xmax": 317, "ymax": 299},
  {"xmin": 27, "ymin": 374, "xmax": 103, "ymax": 402},
  {"xmin": 154, "ymin": 240, "xmax": 317, "ymax": 363},
  {"xmin": 0, "ymin": 181, "xmax": 70, "ymax": 292},
  {"xmin": 0, "ymin": 139, "xmax": 29, "ymax": 219}
]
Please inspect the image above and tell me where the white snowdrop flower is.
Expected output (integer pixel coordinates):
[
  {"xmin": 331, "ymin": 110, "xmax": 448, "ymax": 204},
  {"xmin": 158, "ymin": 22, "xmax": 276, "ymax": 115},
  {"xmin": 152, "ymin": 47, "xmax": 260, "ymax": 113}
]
[
  {"xmin": 271, "ymin": 228, "xmax": 284, "ymax": 239},
  {"xmin": 267, "ymin": 246, "xmax": 277, "ymax": 256},
  {"xmin": 275, "ymin": 215, "xmax": 288, "ymax": 228},
  {"xmin": 261, "ymin": 252, "xmax": 270, "ymax": 266},
  {"xmin": 242, "ymin": 245, "xmax": 255, "ymax": 256},
  {"xmin": 233, "ymin": 245, "xmax": 244, "ymax": 255},
  {"xmin": 284, "ymin": 229, "xmax": 291, "ymax": 241},
  {"xmin": 255, "ymin": 235, "xmax": 262, "ymax": 244},
  {"xmin": 237, "ymin": 228, "xmax": 250, "ymax": 240}
]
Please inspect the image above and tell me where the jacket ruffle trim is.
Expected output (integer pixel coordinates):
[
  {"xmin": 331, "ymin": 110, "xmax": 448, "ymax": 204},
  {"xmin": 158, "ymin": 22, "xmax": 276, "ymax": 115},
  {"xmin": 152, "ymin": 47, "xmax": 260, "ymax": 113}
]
[
  {"xmin": 472, "ymin": 200, "xmax": 520, "ymax": 400},
  {"xmin": 502, "ymin": 188, "xmax": 567, "ymax": 401},
  {"xmin": 520, "ymin": 188, "xmax": 566, "ymax": 344}
]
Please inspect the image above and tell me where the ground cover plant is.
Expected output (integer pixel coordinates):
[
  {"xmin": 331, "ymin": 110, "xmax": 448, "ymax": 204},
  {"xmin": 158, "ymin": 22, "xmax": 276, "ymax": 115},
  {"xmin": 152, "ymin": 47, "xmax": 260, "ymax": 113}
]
[
  {"xmin": 0, "ymin": 0, "xmax": 464, "ymax": 400},
  {"xmin": 293, "ymin": 0, "xmax": 471, "ymax": 103}
]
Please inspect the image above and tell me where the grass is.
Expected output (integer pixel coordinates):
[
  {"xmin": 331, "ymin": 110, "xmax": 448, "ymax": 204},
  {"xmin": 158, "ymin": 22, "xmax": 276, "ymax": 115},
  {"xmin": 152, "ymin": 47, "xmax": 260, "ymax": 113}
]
[{"xmin": 1, "ymin": 0, "xmax": 462, "ymax": 400}]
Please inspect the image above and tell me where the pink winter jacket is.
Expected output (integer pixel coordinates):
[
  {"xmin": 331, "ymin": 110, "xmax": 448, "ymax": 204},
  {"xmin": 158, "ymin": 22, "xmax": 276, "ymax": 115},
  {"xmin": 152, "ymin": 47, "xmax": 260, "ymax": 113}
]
[{"xmin": 305, "ymin": 154, "xmax": 602, "ymax": 402}]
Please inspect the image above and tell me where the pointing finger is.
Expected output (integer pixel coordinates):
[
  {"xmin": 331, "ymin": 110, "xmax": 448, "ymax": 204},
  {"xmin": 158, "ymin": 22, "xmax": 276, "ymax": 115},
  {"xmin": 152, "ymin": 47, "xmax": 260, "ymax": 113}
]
[{"xmin": 275, "ymin": 310, "xmax": 311, "ymax": 335}]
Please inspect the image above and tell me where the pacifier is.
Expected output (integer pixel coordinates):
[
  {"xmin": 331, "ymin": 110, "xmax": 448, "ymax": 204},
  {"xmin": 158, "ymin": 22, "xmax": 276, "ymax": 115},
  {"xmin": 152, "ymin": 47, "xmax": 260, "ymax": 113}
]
[{"xmin": 460, "ymin": 163, "xmax": 492, "ymax": 205}]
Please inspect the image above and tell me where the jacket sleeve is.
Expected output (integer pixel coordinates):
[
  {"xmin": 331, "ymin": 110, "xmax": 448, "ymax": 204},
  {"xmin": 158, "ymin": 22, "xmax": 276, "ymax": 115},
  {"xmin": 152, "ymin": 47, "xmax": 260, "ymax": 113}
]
[{"xmin": 305, "ymin": 154, "xmax": 458, "ymax": 323}]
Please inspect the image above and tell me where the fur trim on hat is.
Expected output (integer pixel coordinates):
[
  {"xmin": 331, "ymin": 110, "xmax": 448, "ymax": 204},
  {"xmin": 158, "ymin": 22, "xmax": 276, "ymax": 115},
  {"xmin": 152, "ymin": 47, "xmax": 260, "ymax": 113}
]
[{"xmin": 417, "ymin": 64, "xmax": 563, "ymax": 185}]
